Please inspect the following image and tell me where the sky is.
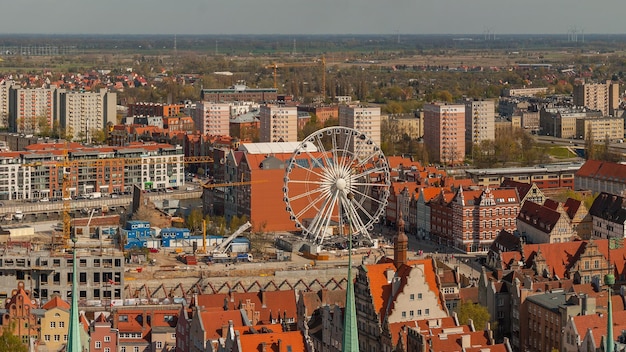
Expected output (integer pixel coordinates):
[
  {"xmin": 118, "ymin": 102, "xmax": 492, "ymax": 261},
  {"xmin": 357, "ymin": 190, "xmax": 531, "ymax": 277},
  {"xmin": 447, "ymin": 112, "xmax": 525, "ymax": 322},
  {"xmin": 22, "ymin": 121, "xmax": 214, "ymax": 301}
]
[{"xmin": 1, "ymin": 0, "xmax": 625, "ymax": 35}]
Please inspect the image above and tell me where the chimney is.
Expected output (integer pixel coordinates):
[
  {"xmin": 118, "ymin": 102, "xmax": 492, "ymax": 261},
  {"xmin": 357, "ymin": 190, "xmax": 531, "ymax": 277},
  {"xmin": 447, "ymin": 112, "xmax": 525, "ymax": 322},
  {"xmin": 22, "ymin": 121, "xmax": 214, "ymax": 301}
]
[
  {"xmin": 261, "ymin": 290, "xmax": 267, "ymax": 308},
  {"xmin": 261, "ymin": 342, "xmax": 267, "ymax": 352},
  {"xmin": 277, "ymin": 339, "xmax": 283, "ymax": 352},
  {"xmin": 461, "ymin": 334, "xmax": 471, "ymax": 348},
  {"xmin": 142, "ymin": 310, "xmax": 148, "ymax": 328},
  {"xmin": 221, "ymin": 324, "xmax": 228, "ymax": 338}
]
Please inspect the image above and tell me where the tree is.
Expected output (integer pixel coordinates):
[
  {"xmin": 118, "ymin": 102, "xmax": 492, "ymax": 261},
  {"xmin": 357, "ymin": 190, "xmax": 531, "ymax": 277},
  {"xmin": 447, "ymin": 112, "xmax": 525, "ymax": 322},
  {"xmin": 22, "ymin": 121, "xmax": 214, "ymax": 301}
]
[
  {"xmin": 456, "ymin": 300, "xmax": 491, "ymax": 332},
  {"xmin": 186, "ymin": 208, "xmax": 204, "ymax": 233},
  {"xmin": 0, "ymin": 323, "xmax": 27, "ymax": 352}
]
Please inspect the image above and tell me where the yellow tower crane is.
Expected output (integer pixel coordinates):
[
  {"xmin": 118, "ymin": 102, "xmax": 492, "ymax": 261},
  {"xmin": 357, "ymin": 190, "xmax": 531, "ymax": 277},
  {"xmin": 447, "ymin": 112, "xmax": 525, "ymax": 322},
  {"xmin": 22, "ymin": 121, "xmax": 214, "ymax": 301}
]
[{"xmin": 265, "ymin": 56, "xmax": 326, "ymax": 100}]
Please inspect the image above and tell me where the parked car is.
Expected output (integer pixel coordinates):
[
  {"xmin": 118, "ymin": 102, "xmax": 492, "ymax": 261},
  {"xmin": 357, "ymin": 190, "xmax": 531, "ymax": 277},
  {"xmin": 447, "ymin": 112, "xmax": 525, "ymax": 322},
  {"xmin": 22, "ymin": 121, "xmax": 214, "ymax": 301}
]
[{"xmin": 149, "ymin": 248, "xmax": 159, "ymax": 253}]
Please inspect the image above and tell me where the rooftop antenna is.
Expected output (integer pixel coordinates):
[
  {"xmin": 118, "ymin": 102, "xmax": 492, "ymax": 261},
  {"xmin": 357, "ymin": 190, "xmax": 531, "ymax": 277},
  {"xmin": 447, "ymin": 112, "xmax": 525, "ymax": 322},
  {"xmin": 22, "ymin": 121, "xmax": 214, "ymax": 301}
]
[{"xmin": 292, "ymin": 38, "xmax": 296, "ymax": 56}]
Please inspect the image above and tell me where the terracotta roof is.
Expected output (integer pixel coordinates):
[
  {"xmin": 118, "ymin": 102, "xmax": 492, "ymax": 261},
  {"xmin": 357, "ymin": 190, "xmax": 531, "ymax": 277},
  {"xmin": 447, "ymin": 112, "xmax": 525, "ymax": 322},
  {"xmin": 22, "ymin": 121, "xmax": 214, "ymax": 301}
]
[
  {"xmin": 195, "ymin": 290, "xmax": 298, "ymax": 325},
  {"xmin": 576, "ymin": 160, "xmax": 626, "ymax": 183},
  {"xmin": 572, "ymin": 310, "xmax": 626, "ymax": 349},
  {"xmin": 459, "ymin": 287, "xmax": 479, "ymax": 303},
  {"xmin": 200, "ymin": 310, "xmax": 244, "ymax": 340},
  {"xmin": 465, "ymin": 344, "xmax": 508, "ymax": 352},
  {"xmin": 429, "ymin": 330, "xmax": 490, "ymax": 351},
  {"xmin": 42, "ymin": 295, "xmax": 70, "ymax": 310},
  {"xmin": 238, "ymin": 330, "xmax": 306, "ymax": 352},
  {"xmin": 365, "ymin": 259, "xmax": 443, "ymax": 324}
]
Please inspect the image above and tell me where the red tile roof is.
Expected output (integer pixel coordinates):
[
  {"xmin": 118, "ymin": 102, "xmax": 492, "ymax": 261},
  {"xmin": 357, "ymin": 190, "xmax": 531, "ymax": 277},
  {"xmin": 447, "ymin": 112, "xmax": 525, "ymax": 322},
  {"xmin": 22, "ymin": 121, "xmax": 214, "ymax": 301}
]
[
  {"xmin": 200, "ymin": 310, "xmax": 243, "ymax": 340},
  {"xmin": 576, "ymin": 160, "xmax": 626, "ymax": 183},
  {"xmin": 365, "ymin": 259, "xmax": 444, "ymax": 324},
  {"xmin": 572, "ymin": 310, "xmax": 626, "ymax": 349},
  {"xmin": 238, "ymin": 330, "xmax": 306, "ymax": 352},
  {"xmin": 195, "ymin": 290, "xmax": 297, "ymax": 325},
  {"xmin": 42, "ymin": 295, "xmax": 70, "ymax": 310}
]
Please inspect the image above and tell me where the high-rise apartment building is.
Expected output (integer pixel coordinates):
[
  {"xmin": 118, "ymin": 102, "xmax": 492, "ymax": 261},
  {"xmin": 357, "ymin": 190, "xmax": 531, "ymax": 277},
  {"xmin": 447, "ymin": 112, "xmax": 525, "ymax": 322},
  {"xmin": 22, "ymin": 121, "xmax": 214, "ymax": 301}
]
[
  {"xmin": 58, "ymin": 89, "xmax": 116, "ymax": 141},
  {"xmin": 8, "ymin": 86, "xmax": 55, "ymax": 134},
  {"xmin": 423, "ymin": 102, "xmax": 465, "ymax": 164},
  {"xmin": 259, "ymin": 105, "xmax": 298, "ymax": 142},
  {"xmin": 0, "ymin": 80, "xmax": 14, "ymax": 129},
  {"xmin": 194, "ymin": 101, "xmax": 231, "ymax": 135},
  {"xmin": 464, "ymin": 99, "xmax": 495, "ymax": 151},
  {"xmin": 573, "ymin": 80, "xmax": 620, "ymax": 116},
  {"xmin": 338, "ymin": 105, "xmax": 381, "ymax": 156}
]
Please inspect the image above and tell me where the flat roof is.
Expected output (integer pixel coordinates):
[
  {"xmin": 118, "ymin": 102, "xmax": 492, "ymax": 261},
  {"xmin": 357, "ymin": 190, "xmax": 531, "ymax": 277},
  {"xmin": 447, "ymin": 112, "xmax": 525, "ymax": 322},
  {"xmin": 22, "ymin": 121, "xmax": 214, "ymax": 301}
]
[
  {"xmin": 465, "ymin": 162, "xmax": 583, "ymax": 176},
  {"xmin": 239, "ymin": 142, "xmax": 317, "ymax": 155}
]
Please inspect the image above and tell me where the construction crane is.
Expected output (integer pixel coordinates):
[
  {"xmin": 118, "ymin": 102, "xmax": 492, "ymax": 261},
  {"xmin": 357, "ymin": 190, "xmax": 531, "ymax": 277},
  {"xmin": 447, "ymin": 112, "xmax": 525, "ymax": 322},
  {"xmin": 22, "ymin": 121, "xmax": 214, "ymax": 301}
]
[
  {"xmin": 211, "ymin": 221, "xmax": 252, "ymax": 260},
  {"xmin": 265, "ymin": 56, "xmax": 326, "ymax": 100},
  {"xmin": 61, "ymin": 141, "xmax": 72, "ymax": 250}
]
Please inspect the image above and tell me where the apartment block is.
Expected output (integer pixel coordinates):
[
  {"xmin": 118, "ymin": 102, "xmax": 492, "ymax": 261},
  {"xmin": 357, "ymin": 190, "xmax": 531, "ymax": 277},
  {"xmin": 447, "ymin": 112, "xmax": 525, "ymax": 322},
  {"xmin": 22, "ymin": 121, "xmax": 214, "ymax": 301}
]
[
  {"xmin": 259, "ymin": 105, "xmax": 298, "ymax": 142},
  {"xmin": 0, "ymin": 141, "xmax": 184, "ymax": 200},
  {"xmin": 338, "ymin": 105, "xmax": 381, "ymax": 157},
  {"xmin": 0, "ymin": 80, "xmax": 13, "ymax": 129},
  {"xmin": 464, "ymin": 99, "xmax": 495, "ymax": 150},
  {"xmin": 194, "ymin": 101, "xmax": 231, "ymax": 135},
  {"xmin": 575, "ymin": 117, "xmax": 624, "ymax": 142},
  {"xmin": 423, "ymin": 102, "xmax": 465, "ymax": 164},
  {"xmin": 201, "ymin": 84, "xmax": 277, "ymax": 103},
  {"xmin": 573, "ymin": 80, "xmax": 620, "ymax": 116},
  {"xmin": 127, "ymin": 102, "xmax": 184, "ymax": 117},
  {"xmin": 58, "ymin": 89, "xmax": 116, "ymax": 141},
  {"xmin": 8, "ymin": 85, "xmax": 55, "ymax": 134}
]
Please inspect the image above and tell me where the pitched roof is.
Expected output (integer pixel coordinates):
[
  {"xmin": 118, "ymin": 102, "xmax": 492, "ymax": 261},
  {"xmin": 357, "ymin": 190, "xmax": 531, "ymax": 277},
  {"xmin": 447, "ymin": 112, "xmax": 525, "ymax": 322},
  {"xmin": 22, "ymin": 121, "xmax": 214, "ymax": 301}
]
[
  {"xmin": 517, "ymin": 201, "xmax": 563, "ymax": 234},
  {"xmin": 42, "ymin": 295, "xmax": 70, "ymax": 311},
  {"xmin": 238, "ymin": 330, "xmax": 306, "ymax": 352},
  {"xmin": 364, "ymin": 259, "xmax": 444, "ymax": 324},
  {"xmin": 575, "ymin": 159, "xmax": 626, "ymax": 183},
  {"xmin": 195, "ymin": 290, "xmax": 297, "ymax": 325},
  {"xmin": 572, "ymin": 310, "xmax": 626, "ymax": 349},
  {"xmin": 200, "ymin": 310, "xmax": 244, "ymax": 340},
  {"xmin": 589, "ymin": 192, "xmax": 626, "ymax": 224},
  {"xmin": 501, "ymin": 179, "xmax": 533, "ymax": 198}
]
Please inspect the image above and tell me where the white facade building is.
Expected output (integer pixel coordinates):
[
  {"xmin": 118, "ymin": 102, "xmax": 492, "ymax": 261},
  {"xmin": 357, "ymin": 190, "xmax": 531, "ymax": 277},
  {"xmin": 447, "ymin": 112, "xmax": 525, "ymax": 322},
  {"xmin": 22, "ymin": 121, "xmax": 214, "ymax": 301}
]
[
  {"xmin": 8, "ymin": 86, "xmax": 55, "ymax": 134},
  {"xmin": 465, "ymin": 99, "xmax": 495, "ymax": 148},
  {"xmin": 58, "ymin": 89, "xmax": 116, "ymax": 141},
  {"xmin": 0, "ymin": 80, "xmax": 14, "ymax": 129},
  {"xmin": 259, "ymin": 105, "xmax": 298, "ymax": 143},
  {"xmin": 338, "ymin": 105, "xmax": 381, "ymax": 157}
]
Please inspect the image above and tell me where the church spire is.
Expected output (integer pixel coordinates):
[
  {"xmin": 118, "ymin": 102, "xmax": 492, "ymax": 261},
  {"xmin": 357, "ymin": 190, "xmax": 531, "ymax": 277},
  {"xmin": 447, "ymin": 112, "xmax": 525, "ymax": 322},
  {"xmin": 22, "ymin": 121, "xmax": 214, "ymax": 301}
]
[
  {"xmin": 394, "ymin": 210, "xmax": 408, "ymax": 268},
  {"xmin": 67, "ymin": 237, "xmax": 81, "ymax": 352},
  {"xmin": 342, "ymin": 193, "xmax": 359, "ymax": 351}
]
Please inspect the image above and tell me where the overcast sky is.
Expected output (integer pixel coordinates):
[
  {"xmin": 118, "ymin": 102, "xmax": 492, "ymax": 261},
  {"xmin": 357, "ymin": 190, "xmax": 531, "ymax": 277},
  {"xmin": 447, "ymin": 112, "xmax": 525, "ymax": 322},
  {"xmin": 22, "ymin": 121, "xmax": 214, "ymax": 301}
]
[{"xmin": 1, "ymin": 0, "xmax": 624, "ymax": 35}]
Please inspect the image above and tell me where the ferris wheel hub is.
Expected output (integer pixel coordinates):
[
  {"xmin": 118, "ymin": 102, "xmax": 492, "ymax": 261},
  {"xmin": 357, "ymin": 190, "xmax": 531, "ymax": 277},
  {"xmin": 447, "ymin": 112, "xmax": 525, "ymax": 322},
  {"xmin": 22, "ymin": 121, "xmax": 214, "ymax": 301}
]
[{"xmin": 335, "ymin": 178, "xmax": 347, "ymax": 191}]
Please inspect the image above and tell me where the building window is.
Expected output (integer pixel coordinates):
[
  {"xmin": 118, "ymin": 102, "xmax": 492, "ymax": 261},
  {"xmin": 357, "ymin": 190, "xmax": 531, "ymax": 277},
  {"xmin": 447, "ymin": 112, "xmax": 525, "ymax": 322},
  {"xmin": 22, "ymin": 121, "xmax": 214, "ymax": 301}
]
[
  {"xmin": 121, "ymin": 348, "xmax": 126, "ymax": 352},
  {"xmin": 50, "ymin": 322, "xmax": 56, "ymax": 328},
  {"xmin": 95, "ymin": 341, "xmax": 101, "ymax": 349},
  {"xmin": 425, "ymin": 308, "xmax": 430, "ymax": 315},
  {"xmin": 156, "ymin": 341, "xmax": 163, "ymax": 349},
  {"xmin": 418, "ymin": 293, "xmax": 423, "ymax": 300},
  {"xmin": 409, "ymin": 294, "xmax": 415, "ymax": 301},
  {"xmin": 59, "ymin": 321, "xmax": 65, "ymax": 328},
  {"xmin": 44, "ymin": 335, "xmax": 50, "ymax": 342},
  {"xmin": 54, "ymin": 335, "xmax": 60, "ymax": 342},
  {"xmin": 104, "ymin": 336, "xmax": 110, "ymax": 342},
  {"xmin": 134, "ymin": 347, "xmax": 139, "ymax": 352},
  {"xmin": 402, "ymin": 311, "xmax": 406, "ymax": 318},
  {"xmin": 104, "ymin": 349, "xmax": 110, "ymax": 352}
]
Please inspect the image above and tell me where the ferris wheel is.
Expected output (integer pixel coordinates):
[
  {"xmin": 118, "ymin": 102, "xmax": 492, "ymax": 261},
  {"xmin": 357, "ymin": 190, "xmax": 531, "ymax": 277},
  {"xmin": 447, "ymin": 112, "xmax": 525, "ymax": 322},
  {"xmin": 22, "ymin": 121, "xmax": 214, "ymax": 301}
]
[{"xmin": 283, "ymin": 126, "xmax": 390, "ymax": 244}]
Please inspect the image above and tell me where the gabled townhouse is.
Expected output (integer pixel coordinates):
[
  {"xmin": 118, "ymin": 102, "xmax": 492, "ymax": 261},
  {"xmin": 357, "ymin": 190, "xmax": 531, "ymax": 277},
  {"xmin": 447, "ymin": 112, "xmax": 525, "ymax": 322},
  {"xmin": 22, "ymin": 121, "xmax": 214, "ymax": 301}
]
[
  {"xmin": 354, "ymin": 222, "xmax": 448, "ymax": 351},
  {"xmin": 0, "ymin": 281, "xmax": 43, "ymax": 346},
  {"xmin": 414, "ymin": 187, "xmax": 443, "ymax": 240},
  {"xmin": 112, "ymin": 307, "xmax": 180, "ymax": 352},
  {"xmin": 90, "ymin": 313, "xmax": 118, "ymax": 352},
  {"xmin": 39, "ymin": 295, "xmax": 70, "ymax": 352},
  {"xmin": 296, "ymin": 288, "xmax": 345, "ymax": 351},
  {"xmin": 220, "ymin": 328, "xmax": 307, "ymax": 352},
  {"xmin": 500, "ymin": 179, "xmax": 546, "ymax": 207},
  {"xmin": 516, "ymin": 201, "xmax": 575, "ymax": 244},
  {"xmin": 563, "ymin": 310, "xmax": 626, "ymax": 352},
  {"xmin": 589, "ymin": 192, "xmax": 626, "ymax": 239}
]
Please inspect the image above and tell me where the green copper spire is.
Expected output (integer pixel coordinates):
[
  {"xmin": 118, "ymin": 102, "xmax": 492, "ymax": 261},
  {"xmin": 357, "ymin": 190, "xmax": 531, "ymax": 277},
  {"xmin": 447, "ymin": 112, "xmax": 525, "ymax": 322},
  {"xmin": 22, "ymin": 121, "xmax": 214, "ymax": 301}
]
[
  {"xmin": 606, "ymin": 237, "xmax": 622, "ymax": 352},
  {"xmin": 342, "ymin": 193, "xmax": 359, "ymax": 352},
  {"xmin": 67, "ymin": 237, "xmax": 82, "ymax": 352}
]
